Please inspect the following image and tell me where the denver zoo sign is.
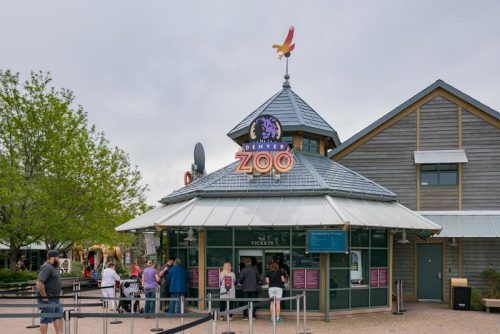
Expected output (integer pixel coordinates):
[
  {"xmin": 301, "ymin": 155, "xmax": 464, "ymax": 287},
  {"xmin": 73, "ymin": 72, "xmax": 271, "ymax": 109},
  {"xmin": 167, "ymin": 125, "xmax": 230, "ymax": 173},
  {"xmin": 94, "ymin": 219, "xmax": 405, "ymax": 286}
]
[{"xmin": 235, "ymin": 115, "xmax": 294, "ymax": 174}]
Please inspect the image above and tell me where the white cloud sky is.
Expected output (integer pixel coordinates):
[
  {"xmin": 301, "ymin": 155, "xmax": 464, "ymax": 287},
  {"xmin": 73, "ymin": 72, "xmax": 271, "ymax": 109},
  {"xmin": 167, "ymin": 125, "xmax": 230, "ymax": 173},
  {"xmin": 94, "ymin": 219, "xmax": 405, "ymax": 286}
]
[{"xmin": 1, "ymin": 0, "xmax": 499, "ymax": 205}]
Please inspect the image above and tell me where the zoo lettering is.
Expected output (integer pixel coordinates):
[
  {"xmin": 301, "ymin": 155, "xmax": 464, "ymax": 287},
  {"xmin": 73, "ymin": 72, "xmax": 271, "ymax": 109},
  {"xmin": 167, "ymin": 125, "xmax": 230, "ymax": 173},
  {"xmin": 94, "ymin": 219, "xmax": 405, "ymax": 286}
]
[{"xmin": 235, "ymin": 151, "xmax": 294, "ymax": 174}]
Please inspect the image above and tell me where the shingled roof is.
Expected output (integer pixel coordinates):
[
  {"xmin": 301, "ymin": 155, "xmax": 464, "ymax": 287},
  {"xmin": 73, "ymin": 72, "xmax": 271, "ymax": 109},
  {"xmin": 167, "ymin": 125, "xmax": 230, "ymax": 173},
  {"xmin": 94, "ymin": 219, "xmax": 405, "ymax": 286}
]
[
  {"xmin": 227, "ymin": 85, "xmax": 341, "ymax": 146},
  {"xmin": 160, "ymin": 152, "xmax": 395, "ymax": 204}
]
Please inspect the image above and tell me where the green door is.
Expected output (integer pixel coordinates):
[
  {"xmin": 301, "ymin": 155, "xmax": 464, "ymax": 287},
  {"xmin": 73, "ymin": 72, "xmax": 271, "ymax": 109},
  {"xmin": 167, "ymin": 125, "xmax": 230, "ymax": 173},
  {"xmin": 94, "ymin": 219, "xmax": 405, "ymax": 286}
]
[{"xmin": 417, "ymin": 244, "xmax": 442, "ymax": 300}]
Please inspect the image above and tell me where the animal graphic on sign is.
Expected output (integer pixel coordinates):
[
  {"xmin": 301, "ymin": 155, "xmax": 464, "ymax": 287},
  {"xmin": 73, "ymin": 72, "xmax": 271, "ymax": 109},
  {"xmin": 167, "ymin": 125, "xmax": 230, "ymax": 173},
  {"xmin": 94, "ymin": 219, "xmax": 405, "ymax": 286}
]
[{"xmin": 250, "ymin": 115, "xmax": 282, "ymax": 142}]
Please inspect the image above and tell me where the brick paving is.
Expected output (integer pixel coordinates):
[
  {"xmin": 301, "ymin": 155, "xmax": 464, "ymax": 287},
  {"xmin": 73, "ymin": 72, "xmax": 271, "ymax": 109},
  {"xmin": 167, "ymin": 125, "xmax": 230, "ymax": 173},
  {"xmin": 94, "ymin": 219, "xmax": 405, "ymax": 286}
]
[{"xmin": 0, "ymin": 290, "xmax": 498, "ymax": 334}]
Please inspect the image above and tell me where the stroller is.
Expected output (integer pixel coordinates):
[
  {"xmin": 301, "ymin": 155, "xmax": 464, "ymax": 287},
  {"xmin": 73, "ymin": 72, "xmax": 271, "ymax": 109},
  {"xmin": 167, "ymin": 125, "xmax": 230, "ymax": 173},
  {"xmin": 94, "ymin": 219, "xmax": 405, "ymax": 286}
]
[{"xmin": 118, "ymin": 279, "xmax": 141, "ymax": 313}]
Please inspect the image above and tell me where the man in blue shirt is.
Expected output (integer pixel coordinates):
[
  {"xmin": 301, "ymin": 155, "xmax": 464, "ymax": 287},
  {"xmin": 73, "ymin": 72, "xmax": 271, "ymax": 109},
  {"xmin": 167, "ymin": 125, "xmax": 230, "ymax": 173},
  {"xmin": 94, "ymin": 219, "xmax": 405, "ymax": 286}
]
[{"xmin": 166, "ymin": 258, "xmax": 188, "ymax": 313}]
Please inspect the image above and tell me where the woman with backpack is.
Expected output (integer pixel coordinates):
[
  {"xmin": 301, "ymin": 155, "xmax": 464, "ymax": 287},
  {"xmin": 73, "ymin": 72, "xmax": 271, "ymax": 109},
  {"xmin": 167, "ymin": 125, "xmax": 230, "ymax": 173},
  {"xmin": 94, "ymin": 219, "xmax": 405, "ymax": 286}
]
[
  {"xmin": 219, "ymin": 261, "xmax": 236, "ymax": 320},
  {"xmin": 266, "ymin": 261, "xmax": 285, "ymax": 322}
]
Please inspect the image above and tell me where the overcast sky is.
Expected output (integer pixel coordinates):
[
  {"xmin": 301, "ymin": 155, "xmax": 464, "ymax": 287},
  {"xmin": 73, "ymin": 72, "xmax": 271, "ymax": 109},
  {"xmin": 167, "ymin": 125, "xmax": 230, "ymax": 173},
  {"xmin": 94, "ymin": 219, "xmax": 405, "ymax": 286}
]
[{"xmin": 1, "ymin": 1, "xmax": 499, "ymax": 205}]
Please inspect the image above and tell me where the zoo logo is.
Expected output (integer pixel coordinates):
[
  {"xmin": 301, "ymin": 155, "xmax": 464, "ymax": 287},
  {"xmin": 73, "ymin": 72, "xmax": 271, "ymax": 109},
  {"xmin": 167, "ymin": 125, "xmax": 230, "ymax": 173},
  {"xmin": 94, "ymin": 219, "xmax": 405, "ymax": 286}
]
[{"xmin": 249, "ymin": 114, "xmax": 282, "ymax": 142}]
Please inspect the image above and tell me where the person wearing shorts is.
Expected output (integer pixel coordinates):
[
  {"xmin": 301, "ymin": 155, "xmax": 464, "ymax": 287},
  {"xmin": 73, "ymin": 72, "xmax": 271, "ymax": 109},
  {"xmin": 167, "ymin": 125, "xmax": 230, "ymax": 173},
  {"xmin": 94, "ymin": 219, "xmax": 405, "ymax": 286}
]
[
  {"xmin": 266, "ymin": 261, "xmax": 285, "ymax": 323},
  {"xmin": 36, "ymin": 250, "xmax": 63, "ymax": 334}
]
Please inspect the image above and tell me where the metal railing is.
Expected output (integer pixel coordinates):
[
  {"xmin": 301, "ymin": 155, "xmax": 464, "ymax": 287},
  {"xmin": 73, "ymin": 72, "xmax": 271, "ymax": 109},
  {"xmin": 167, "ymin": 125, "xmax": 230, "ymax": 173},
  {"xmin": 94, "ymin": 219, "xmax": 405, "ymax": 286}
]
[{"xmin": 0, "ymin": 281, "xmax": 310, "ymax": 334}]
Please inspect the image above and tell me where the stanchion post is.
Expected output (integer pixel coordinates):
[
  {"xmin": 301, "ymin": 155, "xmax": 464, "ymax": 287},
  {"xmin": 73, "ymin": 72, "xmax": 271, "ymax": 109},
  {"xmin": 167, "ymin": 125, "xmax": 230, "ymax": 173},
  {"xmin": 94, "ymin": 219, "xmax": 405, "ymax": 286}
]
[
  {"xmin": 180, "ymin": 295, "xmax": 185, "ymax": 334},
  {"xmin": 296, "ymin": 294, "xmax": 300, "ymax": 334},
  {"xmin": 73, "ymin": 286, "xmax": 79, "ymax": 334},
  {"xmin": 249, "ymin": 301, "xmax": 254, "ymax": 334},
  {"xmin": 272, "ymin": 296, "xmax": 277, "ymax": 334},
  {"xmin": 110, "ymin": 283, "xmax": 122, "ymax": 325},
  {"xmin": 26, "ymin": 285, "xmax": 40, "ymax": 329},
  {"xmin": 150, "ymin": 286, "xmax": 164, "ymax": 332},
  {"xmin": 207, "ymin": 293, "xmax": 212, "ymax": 333},
  {"xmin": 211, "ymin": 310, "xmax": 218, "ymax": 334},
  {"xmin": 102, "ymin": 300, "xmax": 108, "ymax": 334},
  {"xmin": 401, "ymin": 280, "xmax": 406, "ymax": 312},
  {"xmin": 64, "ymin": 309, "xmax": 71, "ymax": 334},
  {"xmin": 222, "ymin": 299, "xmax": 234, "ymax": 334},
  {"xmin": 129, "ymin": 296, "xmax": 135, "ymax": 334},
  {"xmin": 302, "ymin": 291, "xmax": 309, "ymax": 334}
]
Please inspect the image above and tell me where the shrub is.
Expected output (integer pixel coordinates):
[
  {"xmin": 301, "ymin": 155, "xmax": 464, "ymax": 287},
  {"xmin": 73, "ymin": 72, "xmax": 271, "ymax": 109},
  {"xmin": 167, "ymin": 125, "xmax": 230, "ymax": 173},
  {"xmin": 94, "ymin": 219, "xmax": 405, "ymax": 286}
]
[
  {"xmin": 0, "ymin": 268, "xmax": 38, "ymax": 284},
  {"xmin": 470, "ymin": 288, "xmax": 485, "ymax": 311},
  {"xmin": 481, "ymin": 268, "xmax": 500, "ymax": 299}
]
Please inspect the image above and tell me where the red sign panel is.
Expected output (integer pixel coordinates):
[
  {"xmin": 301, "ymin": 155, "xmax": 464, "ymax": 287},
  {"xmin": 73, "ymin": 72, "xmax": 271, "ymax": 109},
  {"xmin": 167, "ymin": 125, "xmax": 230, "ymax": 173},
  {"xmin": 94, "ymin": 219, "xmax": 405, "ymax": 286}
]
[
  {"xmin": 370, "ymin": 269, "xmax": 379, "ymax": 287},
  {"xmin": 189, "ymin": 268, "xmax": 199, "ymax": 287},
  {"xmin": 379, "ymin": 268, "xmax": 387, "ymax": 287},
  {"xmin": 292, "ymin": 269, "xmax": 306, "ymax": 289},
  {"xmin": 292, "ymin": 269, "xmax": 320, "ymax": 289},
  {"xmin": 207, "ymin": 268, "xmax": 221, "ymax": 288},
  {"xmin": 370, "ymin": 268, "xmax": 388, "ymax": 287}
]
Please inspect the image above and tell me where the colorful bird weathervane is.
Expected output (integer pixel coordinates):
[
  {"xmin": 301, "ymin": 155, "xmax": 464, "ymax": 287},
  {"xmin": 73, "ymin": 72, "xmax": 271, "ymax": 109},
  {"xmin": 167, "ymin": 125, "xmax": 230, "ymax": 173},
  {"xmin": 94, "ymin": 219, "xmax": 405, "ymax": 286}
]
[{"xmin": 272, "ymin": 26, "xmax": 295, "ymax": 86}]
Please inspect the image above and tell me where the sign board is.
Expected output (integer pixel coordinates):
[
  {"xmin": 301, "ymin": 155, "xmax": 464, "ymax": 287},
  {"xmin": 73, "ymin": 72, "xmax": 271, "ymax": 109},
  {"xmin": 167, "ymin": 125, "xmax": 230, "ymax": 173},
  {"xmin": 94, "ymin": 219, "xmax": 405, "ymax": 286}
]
[
  {"xmin": 306, "ymin": 230, "xmax": 347, "ymax": 253},
  {"xmin": 189, "ymin": 268, "xmax": 199, "ymax": 287},
  {"xmin": 207, "ymin": 268, "xmax": 221, "ymax": 288},
  {"xmin": 370, "ymin": 268, "xmax": 388, "ymax": 287},
  {"xmin": 292, "ymin": 269, "xmax": 320, "ymax": 289}
]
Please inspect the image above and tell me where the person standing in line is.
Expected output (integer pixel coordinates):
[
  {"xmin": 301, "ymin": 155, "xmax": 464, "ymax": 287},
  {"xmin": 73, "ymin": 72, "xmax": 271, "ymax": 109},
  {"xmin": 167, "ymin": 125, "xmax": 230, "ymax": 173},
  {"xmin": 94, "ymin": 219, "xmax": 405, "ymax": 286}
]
[
  {"xmin": 158, "ymin": 257, "xmax": 175, "ymax": 311},
  {"xmin": 239, "ymin": 258, "xmax": 260, "ymax": 320},
  {"xmin": 219, "ymin": 261, "xmax": 236, "ymax": 320},
  {"xmin": 130, "ymin": 260, "xmax": 141, "ymax": 278},
  {"xmin": 167, "ymin": 258, "xmax": 188, "ymax": 313},
  {"xmin": 101, "ymin": 262, "xmax": 121, "ymax": 311},
  {"xmin": 36, "ymin": 250, "xmax": 62, "ymax": 334},
  {"xmin": 266, "ymin": 261, "xmax": 286, "ymax": 322},
  {"xmin": 141, "ymin": 260, "xmax": 159, "ymax": 316}
]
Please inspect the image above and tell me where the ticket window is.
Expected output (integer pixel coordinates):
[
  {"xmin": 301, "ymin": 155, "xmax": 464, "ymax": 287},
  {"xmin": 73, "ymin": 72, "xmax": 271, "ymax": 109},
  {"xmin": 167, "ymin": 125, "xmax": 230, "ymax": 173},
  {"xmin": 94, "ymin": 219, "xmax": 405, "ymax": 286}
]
[
  {"xmin": 264, "ymin": 250, "xmax": 290, "ymax": 287},
  {"xmin": 238, "ymin": 250, "xmax": 263, "ymax": 279}
]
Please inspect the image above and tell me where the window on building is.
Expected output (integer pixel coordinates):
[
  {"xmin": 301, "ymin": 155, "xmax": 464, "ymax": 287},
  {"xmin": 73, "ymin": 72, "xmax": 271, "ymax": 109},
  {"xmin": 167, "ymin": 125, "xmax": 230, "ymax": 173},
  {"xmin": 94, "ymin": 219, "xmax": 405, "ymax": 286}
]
[
  {"xmin": 420, "ymin": 164, "xmax": 458, "ymax": 186},
  {"xmin": 281, "ymin": 136, "xmax": 294, "ymax": 150},
  {"xmin": 302, "ymin": 137, "xmax": 319, "ymax": 153}
]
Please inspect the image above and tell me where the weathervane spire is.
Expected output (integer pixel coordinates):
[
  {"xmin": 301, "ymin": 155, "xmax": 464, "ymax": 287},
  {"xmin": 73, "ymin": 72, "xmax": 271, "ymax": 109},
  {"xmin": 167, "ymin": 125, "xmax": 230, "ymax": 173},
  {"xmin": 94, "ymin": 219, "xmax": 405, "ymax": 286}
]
[{"xmin": 272, "ymin": 26, "xmax": 295, "ymax": 88}]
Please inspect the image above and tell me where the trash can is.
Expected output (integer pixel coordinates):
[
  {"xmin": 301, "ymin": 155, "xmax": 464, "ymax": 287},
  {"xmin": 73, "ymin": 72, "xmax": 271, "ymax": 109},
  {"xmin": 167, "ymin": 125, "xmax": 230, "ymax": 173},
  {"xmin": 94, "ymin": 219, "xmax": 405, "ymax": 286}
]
[
  {"xmin": 453, "ymin": 286, "xmax": 471, "ymax": 311},
  {"xmin": 450, "ymin": 278, "xmax": 468, "ymax": 308}
]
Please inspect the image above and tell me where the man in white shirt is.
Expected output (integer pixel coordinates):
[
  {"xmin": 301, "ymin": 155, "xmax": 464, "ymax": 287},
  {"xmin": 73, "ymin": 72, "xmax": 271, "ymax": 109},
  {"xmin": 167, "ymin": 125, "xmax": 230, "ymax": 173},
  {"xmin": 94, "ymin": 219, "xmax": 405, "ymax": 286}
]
[{"xmin": 101, "ymin": 262, "xmax": 121, "ymax": 311}]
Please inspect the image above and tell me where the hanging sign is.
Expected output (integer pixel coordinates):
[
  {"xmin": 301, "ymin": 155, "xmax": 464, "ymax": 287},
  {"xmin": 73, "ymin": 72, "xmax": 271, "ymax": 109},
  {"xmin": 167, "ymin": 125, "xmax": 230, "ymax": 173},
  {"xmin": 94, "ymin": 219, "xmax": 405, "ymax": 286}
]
[
  {"xmin": 235, "ymin": 115, "xmax": 294, "ymax": 175},
  {"xmin": 306, "ymin": 230, "xmax": 347, "ymax": 253}
]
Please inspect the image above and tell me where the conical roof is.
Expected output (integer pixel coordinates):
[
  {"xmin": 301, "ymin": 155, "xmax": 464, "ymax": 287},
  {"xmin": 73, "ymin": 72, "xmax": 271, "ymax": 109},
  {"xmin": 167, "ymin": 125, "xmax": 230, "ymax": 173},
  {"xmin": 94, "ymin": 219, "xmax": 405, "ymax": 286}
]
[
  {"xmin": 227, "ymin": 85, "xmax": 341, "ymax": 146},
  {"xmin": 160, "ymin": 152, "xmax": 395, "ymax": 204}
]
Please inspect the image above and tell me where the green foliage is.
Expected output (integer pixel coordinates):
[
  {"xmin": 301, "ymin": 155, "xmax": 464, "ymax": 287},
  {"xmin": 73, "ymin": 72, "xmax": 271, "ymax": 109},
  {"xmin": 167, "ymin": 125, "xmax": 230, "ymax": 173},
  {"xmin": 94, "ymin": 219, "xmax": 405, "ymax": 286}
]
[
  {"xmin": 0, "ymin": 268, "xmax": 38, "ymax": 284},
  {"xmin": 481, "ymin": 268, "xmax": 500, "ymax": 299},
  {"xmin": 0, "ymin": 70, "xmax": 148, "ymax": 271},
  {"xmin": 470, "ymin": 288, "xmax": 485, "ymax": 311},
  {"xmin": 71, "ymin": 261, "xmax": 83, "ymax": 274}
]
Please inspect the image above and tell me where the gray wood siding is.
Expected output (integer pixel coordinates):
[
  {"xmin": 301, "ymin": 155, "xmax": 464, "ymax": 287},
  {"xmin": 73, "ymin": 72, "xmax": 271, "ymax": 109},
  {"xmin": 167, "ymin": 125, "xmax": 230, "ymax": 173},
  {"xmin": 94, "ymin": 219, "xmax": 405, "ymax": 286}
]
[
  {"xmin": 393, "ymin": 238, "xmax": 415, "ymax": 297},
  {"xmin": 337, "ymin": 111, "xmax": 417, "ymax": 210},
  {"xmin": 461, "ymin": 238, "xmax": 500, "ymax": 290},
  {"xmin": 420, "ymin": 96, "xmax": 459, "ymax": 150},
  {"xmin": 462, "ymin": 110, "xmax": 500, "ymax": 209},
  {"xmin": 420, "ymin": 187, "xmax": 459, "ymax": 210}
]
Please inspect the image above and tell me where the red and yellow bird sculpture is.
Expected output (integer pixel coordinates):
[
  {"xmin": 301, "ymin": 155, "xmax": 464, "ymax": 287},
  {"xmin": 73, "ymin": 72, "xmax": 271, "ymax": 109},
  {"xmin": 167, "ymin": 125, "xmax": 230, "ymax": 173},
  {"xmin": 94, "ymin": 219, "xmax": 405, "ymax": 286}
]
[{"xmin": 272, "ymin": 26, "xmax": 295, "ymax": 60}]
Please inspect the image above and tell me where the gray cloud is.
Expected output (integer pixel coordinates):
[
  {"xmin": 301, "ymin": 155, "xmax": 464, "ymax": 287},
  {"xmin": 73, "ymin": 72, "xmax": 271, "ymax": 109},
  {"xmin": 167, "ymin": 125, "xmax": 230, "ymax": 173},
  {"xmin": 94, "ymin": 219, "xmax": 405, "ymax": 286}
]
[{"xmin": 1, "ymin": 0, "xmax": 499, "ymax": 205}]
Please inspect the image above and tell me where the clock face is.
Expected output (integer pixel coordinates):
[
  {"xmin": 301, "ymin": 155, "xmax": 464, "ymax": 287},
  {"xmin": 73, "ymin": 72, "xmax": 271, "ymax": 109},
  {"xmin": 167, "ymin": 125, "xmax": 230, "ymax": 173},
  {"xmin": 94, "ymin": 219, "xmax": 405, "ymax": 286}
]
[{"xmin": 249, "ymin": 114, "xmax": 282, "ymax": 142}]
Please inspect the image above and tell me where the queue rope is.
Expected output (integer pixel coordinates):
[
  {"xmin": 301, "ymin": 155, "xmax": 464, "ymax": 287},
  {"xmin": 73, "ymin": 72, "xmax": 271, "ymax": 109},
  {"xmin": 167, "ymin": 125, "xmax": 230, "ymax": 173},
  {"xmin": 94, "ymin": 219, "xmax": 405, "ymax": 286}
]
[
  {"xmin": 0, "ymin": 303, "xmax": 102, "ymax": 308},
  {"xmin": 155, "ymin": 314, "xmax": 213, "ymax": 334}
]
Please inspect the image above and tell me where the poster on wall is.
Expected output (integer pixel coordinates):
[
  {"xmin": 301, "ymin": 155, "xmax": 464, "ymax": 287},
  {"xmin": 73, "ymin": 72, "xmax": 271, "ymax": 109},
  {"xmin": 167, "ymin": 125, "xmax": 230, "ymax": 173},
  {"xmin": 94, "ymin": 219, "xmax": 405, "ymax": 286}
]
[
  {"xmin": 379, "ymin": 268, "xmax": 387, "ymax": 287},
  {"xmin": 189, "ymin": 268, "xmax": 199, "ymax": 287},
  {"xmin": 306, "ymin": 269, "xmax": 320, "ymax": 289},
  {"xmin": 292, "ymin": 269, "xmax": 320, "ymax": 289},
  {"xmin": 292, "ymin": 269, "xmax": 306, "ymax": 289},
  {"xmin": 370, "ymin": 268, "xmax": 388, "ymax": 287},
  {"xmin": 207, "ymin": 268, "xmax": 221, "ymax": 288},
  {"xmin": 370, "ymin": 269, "xmax": 380, "ymax": 287}
]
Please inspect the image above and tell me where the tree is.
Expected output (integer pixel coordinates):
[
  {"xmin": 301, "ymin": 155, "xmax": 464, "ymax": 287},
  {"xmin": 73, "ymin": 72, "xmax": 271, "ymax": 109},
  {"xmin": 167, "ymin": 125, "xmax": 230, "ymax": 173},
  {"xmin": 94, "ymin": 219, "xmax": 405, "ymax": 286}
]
[{"xmin": 0, "ymin": 70, "xmax": 148, "ymax": 271}]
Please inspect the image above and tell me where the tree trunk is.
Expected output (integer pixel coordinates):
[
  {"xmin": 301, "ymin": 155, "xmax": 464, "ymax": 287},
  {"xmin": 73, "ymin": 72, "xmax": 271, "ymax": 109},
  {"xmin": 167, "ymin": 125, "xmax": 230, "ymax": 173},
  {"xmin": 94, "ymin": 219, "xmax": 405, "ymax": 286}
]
[{"xmin": 9, "ymin": 246, "xmax": 19, "ymax": 273}]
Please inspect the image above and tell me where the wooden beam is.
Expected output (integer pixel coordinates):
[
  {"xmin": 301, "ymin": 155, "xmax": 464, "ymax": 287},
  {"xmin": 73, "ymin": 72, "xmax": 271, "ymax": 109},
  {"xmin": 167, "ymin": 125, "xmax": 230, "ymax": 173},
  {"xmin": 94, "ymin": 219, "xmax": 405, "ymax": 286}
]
[
  {"xmin": 388, "ymin": 233, "xmax": 394, "ymax": 310},
  {"xmin": 320, "ymin": 253, "xmax": 327, "ymax": 313},
  {"xmin": 197, "ymin": 230, "xmax": 206, "ymax": 310},
  {"xmin": 416, "ymin": 108, "xmax": 420, "ymax": 150},
  {"xmin": 458, "ymin": 238, "xmax": 463, "ymax": 277},
  {"xmin": 458, "ymin": 106, "xmax": 463, "ymax": 210},
  {"xmin": 416, "ymin": 165, "xmax": 421, "ymax": 211}
]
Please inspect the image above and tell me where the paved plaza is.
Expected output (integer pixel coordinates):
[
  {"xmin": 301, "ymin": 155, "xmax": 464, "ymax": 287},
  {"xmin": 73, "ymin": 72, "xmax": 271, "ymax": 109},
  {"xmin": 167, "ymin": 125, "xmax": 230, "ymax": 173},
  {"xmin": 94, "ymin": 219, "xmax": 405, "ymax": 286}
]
[{"xmin": 0, "ymin": 290, "xmax": 498, "ymax": 334}]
